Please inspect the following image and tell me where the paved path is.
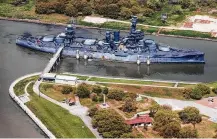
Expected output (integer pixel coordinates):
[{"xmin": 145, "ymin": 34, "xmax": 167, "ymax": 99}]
[
  {"xmin": 139, "ymin": 94, "xmax": 217, "ymax": 119},
  {"xmin": 33, "ymin": 80, "xmax": 101, "ymax": 138}
]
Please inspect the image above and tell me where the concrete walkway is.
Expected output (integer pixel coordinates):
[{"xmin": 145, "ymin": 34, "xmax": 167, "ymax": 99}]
[
  {"xmin": 33, "ymin": 80, "xmax": 101, "ymax": 138},
  {"xmin": 139, "ymin": 94, "xmax": 217, "ymax": 119}
]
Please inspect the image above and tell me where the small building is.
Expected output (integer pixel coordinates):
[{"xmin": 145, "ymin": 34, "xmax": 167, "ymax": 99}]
[
  {"xmin": 41, "ymin": 73, "xmax": 56, "ymax": 81},
  {"xmin": 55, "ymin": 75, "xmax": 77, "ymax": 85},
  {"xmin": 125, "ymin": 115, "xmax": 152, "ymax": 127}
]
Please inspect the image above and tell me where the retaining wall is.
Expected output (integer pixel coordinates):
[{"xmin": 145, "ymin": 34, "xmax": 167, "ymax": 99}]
[{"xmin": 9, "ymin": 72, "xmax": 56, "ymax": 139}]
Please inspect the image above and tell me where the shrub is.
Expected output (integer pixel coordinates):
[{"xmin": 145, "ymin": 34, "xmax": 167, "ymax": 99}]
[
  {"xmin": 179, "ymin": 126, "xmax": 198, "ymax": 138},
  {"xmin": 102, "ymin": 87, "xmax": 109, "ymax": 95},
  {"xmin": 212, "ymin": 87, "xmax": 217, "ymax": 94},
  {"xmin": 88, "ymin": 106, "xmax": 98, "ymax": 117},
  {"xmin": 125, "ymin": 92, "xmax": 137, "ymax": 99},
  {"xmin": 171, "ymin": 6, "xmax": 183, "ymax": 15},
  {"xmin": 190, "ymin": 88, "xmax": 202, "ymax": 100},
  {"xmin": 65, "ymin": 4, "xmax": 78, "ymax": 17},
  {"xmin": 76, "ymin": 84, "xmax": 90, "ymax": 98},
  {"xmin": 120, "ymin": 7, "xmax": 132, "ymax": 19},
  {"xmin": 90, "ymin": 93, "xmax": 98, "ymax": 102},
  {"xmin": 35, "ymin": 2, "xmax": 57, "ymax": 14},
  {"xmin": 161, "ymin": 104, "xmax": 172, "ymax": 110},
  {"xmin": 142, "ymin": 8, "xmax": 154, "ymax": 17},
  {"xmin": 106, "ymin": 4, "xmax": 120, "ymax": 19},
  {"xmin": 147, "ymin": 0, "xmax": 162, "ymax": 10},
  {"xmin": 131, "ymin": 6, "xmax": 140, "ymax": 15},
  {"xmin": 82, "ymin": 6, "xmax": 92, "ymax": 16},
  {"xmin": 107, "ymin": 90, "xmax": 125, "ymax": 101},
  {"xmin": 122, "ymin": 97, "xmax": 137, "ymax": 112},
  {"xmin": 182, "ymin": 88, "xmax": 192, "ymax": 99},
  {"xmin": 117, "ymin": 0, "xmax": 132, "ymax": 8},
  {"xmin": 194, "ymin": 84, "xmax": 210, "ymax": 96},
  {"xmin": 61, "ymin": 86, "xmax": 73, "ymax": 94},
  {"xmin": 92, "ymin": 86, "xmax": 102, "ymax": 94},
  {"xmin": 55, "ymin": 1, "xmax": 66, "ymax": 14},
  {"xmin": 70, "ymin": 0, "xmax": 88, "ymax": 12}
]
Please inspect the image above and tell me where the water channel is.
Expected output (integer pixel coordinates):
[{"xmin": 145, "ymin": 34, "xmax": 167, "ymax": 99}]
[{"xmin": 0, "ymin": 20, "xmax": 216, "ymax": 137}]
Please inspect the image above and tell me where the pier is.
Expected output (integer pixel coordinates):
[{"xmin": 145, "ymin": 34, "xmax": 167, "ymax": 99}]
[{"xmin": 40, "ymin": 46, "xmax": 64, "ymax": 77}]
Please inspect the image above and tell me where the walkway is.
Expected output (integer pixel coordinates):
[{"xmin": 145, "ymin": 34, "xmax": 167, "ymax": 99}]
[
  {"xmin": 41, "ymin": 46, "xmax": 64, "ymax": 76},
  {"xmin": 33, "ymin": 80, "xmax": 101, "ymax": 138},
  {"xmin": 139, "ymin": 94, "xmax": 217, "ymax": 119}
]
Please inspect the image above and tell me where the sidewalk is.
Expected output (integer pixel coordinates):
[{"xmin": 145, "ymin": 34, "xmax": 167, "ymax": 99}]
[{"xmin": 33, "ymin": 80, "xmax": 101, "ymax": 138}]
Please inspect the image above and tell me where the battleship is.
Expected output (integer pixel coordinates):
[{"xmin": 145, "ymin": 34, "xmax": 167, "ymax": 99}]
[{"xmin": 16, "ymin": 16, "xmax": 205, "ymax": 64}]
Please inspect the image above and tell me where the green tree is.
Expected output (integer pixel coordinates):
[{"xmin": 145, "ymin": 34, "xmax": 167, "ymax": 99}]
[
  {"xmin": 179, "ymin": 126, "xmax": 198, "ymax": 138},
  {"xmin": 102, "ymin": 87, "xmax": 109, "ymax": 95},
  {"xmin": 61, "ymin": 86, "xmax": 73, "ymax": 94},
  {"xmin": 122, "ymin": 97, "xmax": 137, "ymax": 112},
  {"xmin": 149, "ymin": 103, "xmax": 161, "ymax": 117},
  {"xmin": 107, "ymin": 90, "xmax": 125, "ymax": 101},
  {"xmin": 131, "ymin": 6, "xmax": 140, "ymax": 15},
  {"xmin": 178, "ymin": 106, "xmax": 202, "ymax": 128},
  {"xmin": 120, "ymin": 7, "xmax": 132, "ymax": 19},
  {"xmin": 88, "ymin": 106, "xmax": 98, "ymax": 117},
  {"xmin": 180, "ymin": 0, "xmax": 197, "ymax": 9},
  {"xmin": 147, "ymin": 0, "xmax": 162, "ymax": 10},
  {"xmin": 92, "ymin": 86, "xmax": 102, "ymax": 95},
  {"xmin": 195, "ymin": 84, "xmax": 210, "ymax": 95},
  {"xmin": 190, "ymin": 88, "xmax": 202, "ymax": 100},
  {"xmin": 76, "ymin": 84, "xmax": 90, "ymax": 98},
  {"xmin": 212, "ymin": 87, "xmax": 217, "ymax": 94},
  {"xmin": 153, "ymin": 109, "xmax": 181, "ymax": 138},
  {"xmin": 92, "ymin": 109, "xmax": 131, "ymax": 138},
  {"xmin": 82, "ymin": 6, "xmax": 92, "ymax": 15},
  {"xmin": 182, "ymin": 88, "xmax": 192, "ymax": 99},
  {"xmin": 65, "ymin": 4, "xmax": 78, "ymax": 17}
]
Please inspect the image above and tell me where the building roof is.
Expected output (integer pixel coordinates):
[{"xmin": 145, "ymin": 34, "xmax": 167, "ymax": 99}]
[
  {"xmin": 125, "ymin": 115, "xmax": 152, "ymax": 125},
  {"xmin": 42, "ymin": 73, "xmax": 56, "ymax": 79},
  {"xmin": 55, "ymin": 75, "xmax": 77, "ymax": 81}
]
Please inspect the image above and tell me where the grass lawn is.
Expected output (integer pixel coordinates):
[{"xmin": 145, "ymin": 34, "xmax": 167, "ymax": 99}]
[
  {"xmin": 178, "ymin": 83, "xmax": 197, "ymax": 88},
  {"xmin": 26, "ymin": 82, "xmax": 95, "ymax": 138},
  {"xmin": 207, "ymin": 82, "xmax": 217, "ymax": 88},
  {"xmin": 13, "ymin": 75, "xmax": 39, "ymax": 96},
  {"xmin": 182, "ymin": 117, "xmax": 217, "ymax": 138},
  {"xmin": 104, "ymin": 84, "xmax": 185, "ymax": 100},
  {"xmin": 59, "ymin": 74, "xmax": 89, "ymax": 81},
  {"xmin": 89, "ymin": 77, "xmax": 174, "ymax": 87},
  {"xmin": 39, "ymin": 83, "xmax": 75, "ymax": 101}
]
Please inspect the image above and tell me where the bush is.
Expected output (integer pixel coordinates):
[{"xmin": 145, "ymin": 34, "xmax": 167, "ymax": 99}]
[
  {"xmin": 194, "ymin": 84, "xmax": 210, "ymax": 96},
  {"xmin": 61, "ymin": 86, "xmax": 73, "ymax": 94},
  {"xmin": 70, "ymin": 0, "xmax": 88, "ymax": 12},
  {"xmin": 65, "ymin": 4, "xmax": 78, "ymax": 17},
  {"xmin": 171, "ymin": 6, "xmax": 183, "ymax": 15},
  {"xmin": 106, "ymin": 4, "xmax": 120, "ymax": 19},
  {"xmin": 82, "ymin": 6, "xmax": 92, "ymax": 16},
  {"xmin": 212, "ymin": 87, "xmax": 217, "ymax": 94},
  {"xmin": 98, "ymin": 93, "xmax": 104, "ymax": 102},
  {"xmin": 107, "ymin": 90, "xmax": 125, "ymax": 101},
  {"xmin": 125, "ymin": 92, "xmax": 137, "ymax": 99},
  {"xmin": 120, "ymin": 7, "xmax": 132, "ymax": 19},
  {"xmin": 179, "ymin": 126, "xmax": 198, "ymax": 138},
  {"xmin": 92, "ymin": 86, "xmax": 102, "ymax": 94},
  {"xmin": 90, "ymin": 93, "xmax": 98, "ymax": 102},
  {"xmin": 147, "ymin": 0, "xmax": 162, "ymax": 10},
  {"xmin": 88, "ymin": 106, "xmax": 98, "ymax": 117},
  {"xmin": 190, "ymin": 88, "xmax": 202, "ymax": 100},
  {"xmin": 117, "ymin": 0, "xmax": 132, "ymax": 8},
  {"xmin": 102, "ymin": 87, "xmax": 109, "ymax": 95},
  {"xmin": 76, "ymin": 84, "xmax": 90, "ymax": 98},
  {"xmin": 182, "ymin": 88, "xmax": 192, "ymax": 99},
  {"xmin": 131, "ymin": 6, "xmax": 140, "ymax": 15},
  {"xmin": 122, "ymin": 97, "xmax": 137, "ymax": 112},
  {"xmin": 142, "ymin": 8, "xmax": 154, "ymax": 17},
  {"xmin": 55, "ymin": 1, "xmax": 66, "ymax": 14}
]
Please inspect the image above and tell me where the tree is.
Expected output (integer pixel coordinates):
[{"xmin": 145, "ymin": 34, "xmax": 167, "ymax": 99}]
[
  {"xmin": 162, "ymin": 121, "xmax": 181, "ymax": 138},
  {"xmin": 212, "ymin": 87, "xmax": 217, "ymax": 94},
  {"xmin": 117, "ymin": 0, "xmax": 132, "ymax": 8},
  {"xmin": 92, "ymin": 109, "xmax": 131, "ymax": 138},
  {"xmin": 82, "ymin": 6, "xmax": 92, "ymax": 16},
  {"xmin": 190, "ymin": 88, "xmax": 202, "ymax": 100},
  {"xmin": 153, "ymin": 109, "xmax": 181, "ymax": 138},
  {"xmin": 131, "ymin": 6, "xmax": 140, "ymax": 15},
  {"xmin": 149, "ymin": 103, "xmax": 161, "ymax": 117},
  {"xmin": 120, "ymin": 7, "xmax": 132, "ymax": 19},
  {"xmin": 122, "ymin": 97, "xmax": 137, "ymax": 112},
  {"xmin": 90, "ymin": 93, "xmax": 98, "ymax": 102},
  {"xmin": 179, "ymin": 126, "xmax": 198, "ymax": 138},
  {"xmin": 178, "ymin": 106, "xmax": 202, "ymax": 129},
  {"xmin": 182, "ymin": 88, "xmax": 192, "ymax": 99},
  {"xmin": 107, "ymin": 90, "xmax": 125, "ymax": 101},
  {"xmin": 142, "ymin": 8, "xmax": 154, "ymax": 17},
  {"xmin": 194, "ymin": 84, "xmax": 210, "ymax": 96},
  {"xmin": 147, "ymin": 0, "xmax": 162, "ymax": 10},
  {"xmin": 92, "ymin": 86, "xmax": 102, "ymax": 95},
  {"xmin": 180, "ymin": 0, "xmax": 197, "ymax": 9},
  {"xmin": 61, "ymin": 86, "xmax": 73, "ymax": 94},
  {"xmin": 125, "ymin": 92, "xmax": 137, "ymax": 99},
  {"xmin": 76, "ymin": 84, "xmax": 90, "ymax": 98},
  {"xmin": 88, "ymin": 106, "xmax": 98, "ymax": 117},
  {"xmin": 102, "ymin": 87, "xmax": 109, "ymax": 95},
  {"xmin": 65, "ymin": 4, "xmax": 78, "ymax": 17}
]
